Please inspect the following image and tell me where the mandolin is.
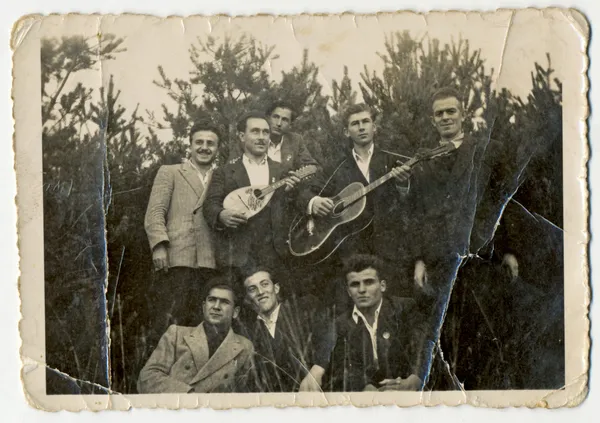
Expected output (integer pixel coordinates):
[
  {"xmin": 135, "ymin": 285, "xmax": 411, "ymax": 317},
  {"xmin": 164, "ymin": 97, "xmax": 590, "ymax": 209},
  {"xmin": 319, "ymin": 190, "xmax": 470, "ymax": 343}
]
[
  {"xmin": 223, "ymin": 165, "xmax": 317, "ymax": 219},
  {"xmin": 288, "ymin": 143, "xmax": 457, "ymax": 263}
]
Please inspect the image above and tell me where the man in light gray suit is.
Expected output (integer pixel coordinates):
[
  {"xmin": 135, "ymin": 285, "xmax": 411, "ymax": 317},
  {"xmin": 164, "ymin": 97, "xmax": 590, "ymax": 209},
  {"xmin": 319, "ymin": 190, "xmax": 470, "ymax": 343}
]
[
  {"xmin": 144, "ymin": 120, "xmax": 220, "ymax": 334},
  {"xmin": 138, "ymin": 277, "xmax": 256, "ymax": 393}
]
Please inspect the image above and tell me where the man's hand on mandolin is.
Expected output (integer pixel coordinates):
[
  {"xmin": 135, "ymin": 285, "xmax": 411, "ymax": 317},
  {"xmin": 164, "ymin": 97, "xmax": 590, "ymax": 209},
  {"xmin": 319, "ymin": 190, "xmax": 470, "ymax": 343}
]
[
  {"xmin": 284, "ymin": 171, "xmax": 301, "ymax": 192},
  {"xmin": 218, "ymin": 209, "xmax": 248, "ymax": 229},
  {"xmin": 311, "ymin": 196, "xmax": 335, "ymax": 217}
]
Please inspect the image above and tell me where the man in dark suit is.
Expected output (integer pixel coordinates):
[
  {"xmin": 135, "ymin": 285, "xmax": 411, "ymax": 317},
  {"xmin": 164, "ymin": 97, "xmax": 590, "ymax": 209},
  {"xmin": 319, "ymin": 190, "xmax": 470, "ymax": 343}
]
[
  {"xmin": 239, "ymin": 267, "xmax": 316, "ymax": 392},
  {"xmin": 299, "ymin": 254, "xmax": 428, "ymax": 392},
  {"xmin": 203, "ymin": 111, "xmax": 300, "ymax": 274},
  {"xmin": 138, "ymin": 277, "xmax": 255, "ymax": 393},
  {"xmin": 266, "ymin": 100, "xmax": 319, "ymax": 174},
  {"xmin": 296, "ymin": 103, "xmax": 412, "ymax": 301},
  {"xmin": 144, "ymin": 120, "xmax": 219, "ymax": 332}
]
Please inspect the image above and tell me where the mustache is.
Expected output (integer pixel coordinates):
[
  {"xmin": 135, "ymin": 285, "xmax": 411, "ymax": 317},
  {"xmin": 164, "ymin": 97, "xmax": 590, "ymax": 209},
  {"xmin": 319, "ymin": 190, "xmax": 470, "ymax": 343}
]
[{"xmin": 196, "ymin": 150, "xmax": 213, "ymax": 155}]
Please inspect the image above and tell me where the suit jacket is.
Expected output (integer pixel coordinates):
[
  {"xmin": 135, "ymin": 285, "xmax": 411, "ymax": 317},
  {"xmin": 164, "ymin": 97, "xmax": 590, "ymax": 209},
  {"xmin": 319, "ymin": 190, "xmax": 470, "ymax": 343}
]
[
  {"xmin": 238, "ymin": 297, "xmax": 316, "ymax": 392},
  {"xmin": 144, "ymin": 162, "xmax": 216, "ymax": 269},
  {"xmin": 408, "ymin": 135, "xmax": 485, "ymax": 262},
  {"xmin": 203, "ymin": 157, "xmax": 290, "ymax": 269},
  {"xmin": 277, "ymin": 132, "xmax": 319, "ymax": 175},
  {"xmin": 297, "ymin": 146, "xmax": 411, "ymax": 260},
  {"xmin": 137, "ymin": 323, "xmax": 255, "ymax": 393},
  {"xmin": 314, "ymin": 297, "xmax": 428, "ymax": 392}
]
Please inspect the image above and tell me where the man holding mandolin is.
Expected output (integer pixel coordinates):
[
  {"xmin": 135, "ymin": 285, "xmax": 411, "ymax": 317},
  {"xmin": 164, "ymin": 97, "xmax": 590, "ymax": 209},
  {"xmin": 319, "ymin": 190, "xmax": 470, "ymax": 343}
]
[{"xmin": 203, "ymin": 111, "xmax": 308, "ymax": 278}]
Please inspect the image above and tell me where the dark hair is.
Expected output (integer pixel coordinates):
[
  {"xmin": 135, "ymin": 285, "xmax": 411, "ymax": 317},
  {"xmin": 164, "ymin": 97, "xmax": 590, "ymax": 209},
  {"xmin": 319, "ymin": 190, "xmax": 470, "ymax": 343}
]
[
  {"xmin": 430, "ymin": 87, "xmax": 463, "ymax": 110},
  {"xmin": 341, "ymin": 103, "xmax": 377, "ymax": 127},
  {"xmin": 266, "ymin": 100, "xmax": 297, "ymax": 121},
  {"xmin": 203, "ymin": 275, "xmax": 239, "ymax": 306},
  {"xmin": 189, "ymin": 119, "xmax": 222, "ymax": 144},
  {"xmin": 236, "ymin": 110, "xmax": 270, "ymax": 133},
  {"xmin": 342, "ymin": 254, "xmax": 386, "ymax": 281}
]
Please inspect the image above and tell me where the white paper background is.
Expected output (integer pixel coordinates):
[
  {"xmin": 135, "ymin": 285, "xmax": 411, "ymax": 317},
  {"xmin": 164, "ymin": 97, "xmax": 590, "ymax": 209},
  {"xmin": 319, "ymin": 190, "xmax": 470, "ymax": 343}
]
[{"xmin": 1, "ymin": 0, "xmax": 597, "ymax": 421}]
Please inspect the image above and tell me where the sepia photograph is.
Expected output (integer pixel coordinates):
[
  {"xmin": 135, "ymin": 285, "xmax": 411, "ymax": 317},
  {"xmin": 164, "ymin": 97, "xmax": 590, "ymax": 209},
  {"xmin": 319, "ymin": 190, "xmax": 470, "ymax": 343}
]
[{"xmin": 13, "ymin": 8, "xmax": 589, "ymax": 410}]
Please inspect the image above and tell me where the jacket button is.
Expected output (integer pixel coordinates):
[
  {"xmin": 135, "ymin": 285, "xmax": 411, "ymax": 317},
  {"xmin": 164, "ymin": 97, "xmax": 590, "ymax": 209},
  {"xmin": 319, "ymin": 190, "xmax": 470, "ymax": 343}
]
[
  {"xmin": 223, "ymin": 374, "xmax": 229, "ymax": 379},
  {"xmin": 184, "ymin": 364, "xmax": 191, "ymax": 370},
  {"xmin": 189, "ymin": 228, "xmax": 195, "ymax": 233}
]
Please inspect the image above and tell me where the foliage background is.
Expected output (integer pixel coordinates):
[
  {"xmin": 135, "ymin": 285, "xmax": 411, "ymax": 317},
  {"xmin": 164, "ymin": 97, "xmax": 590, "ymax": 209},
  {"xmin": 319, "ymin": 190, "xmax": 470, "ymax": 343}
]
[{"xmin": 41, "ymin": 31, "xmax": 563, "ymax": 394}]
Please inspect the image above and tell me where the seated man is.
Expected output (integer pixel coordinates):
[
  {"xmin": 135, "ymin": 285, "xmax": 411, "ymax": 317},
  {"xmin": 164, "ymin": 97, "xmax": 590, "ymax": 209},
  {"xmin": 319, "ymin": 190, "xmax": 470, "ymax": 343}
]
[
  {"xmin": 137, "ymin": 277, "xmax": 255, "ymax": 393},
  {"xmin": 240, "ymin": 267, "xmax": 316, "ymax": 392},
  {"xmin": 300, "ymin": 254, "xmax": 429, "ymax": 392}
]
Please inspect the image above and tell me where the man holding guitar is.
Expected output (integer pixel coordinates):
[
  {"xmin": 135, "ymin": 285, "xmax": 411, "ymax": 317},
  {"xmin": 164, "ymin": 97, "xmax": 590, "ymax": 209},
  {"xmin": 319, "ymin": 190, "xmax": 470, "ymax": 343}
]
[
  {"xmin": 294, "ymin": 103, "xmax": 413, "ymax": 300},
  {"xmin": 203, "ymin": 111, "xmax": 302, "ymax": 276}
]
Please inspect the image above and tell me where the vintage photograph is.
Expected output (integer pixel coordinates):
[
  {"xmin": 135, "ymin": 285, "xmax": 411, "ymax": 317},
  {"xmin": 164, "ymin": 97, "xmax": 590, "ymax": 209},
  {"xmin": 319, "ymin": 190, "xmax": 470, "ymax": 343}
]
[{"xmin": 14, "ymin": 10, "xmax": 589, "ymax": 409}]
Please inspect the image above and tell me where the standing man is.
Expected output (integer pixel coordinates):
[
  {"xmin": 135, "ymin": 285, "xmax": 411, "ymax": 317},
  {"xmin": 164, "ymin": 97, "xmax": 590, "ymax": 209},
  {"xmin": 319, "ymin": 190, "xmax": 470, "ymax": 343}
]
[
  {"xmin": 137, "ymin": 277, "xmax": 255, "ymax": 393},
  {"xmin": 297, "ymin": 103, "xmax": 412, "ymax": 300},
  {"xmin": 299, "ymin": 254, "xmax": 428, "ymax": 392},
  {"xmin": 266, "ymin": 100, "xmax": 319, "ymax": 174},
  {"xmin": 240, "ymin": 267, "xmax": 316, "ymax": 392},
  {"xmin": 144, "ymin": 120, "xmax": 220, "ymax": 331},
  {"xmin": 203, "ymin": 111, "xmax": 299, "ymax": 275}
]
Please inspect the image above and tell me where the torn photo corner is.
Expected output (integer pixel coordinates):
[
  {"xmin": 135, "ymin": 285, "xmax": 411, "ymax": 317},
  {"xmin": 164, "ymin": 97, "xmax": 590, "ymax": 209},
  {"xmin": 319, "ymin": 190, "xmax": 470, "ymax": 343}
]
[{"xmin": 13, "ymin": 9, "xmax": 589, "ymax": 411}]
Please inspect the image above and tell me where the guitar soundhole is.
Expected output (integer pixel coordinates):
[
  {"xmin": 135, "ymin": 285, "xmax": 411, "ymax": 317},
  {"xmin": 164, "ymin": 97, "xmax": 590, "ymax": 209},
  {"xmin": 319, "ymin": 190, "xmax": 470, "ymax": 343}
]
[
  {"xmin": 253, "ymin": 189, "xmax": 263, "ymax": 199},
  {"xmin": 333, "ymin": 202, "xmax": 345, "ymax": 215}
]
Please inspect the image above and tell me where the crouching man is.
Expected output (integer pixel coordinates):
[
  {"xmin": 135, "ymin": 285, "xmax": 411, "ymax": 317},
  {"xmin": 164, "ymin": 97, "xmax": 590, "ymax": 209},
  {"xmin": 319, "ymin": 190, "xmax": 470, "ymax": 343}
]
[
  {"xmin": 300, "ymin": 254, "xmax": 428, "ymax": 392},
  {"xmin": 138, "ymin": 276, "xmax": 255, "ymax": 393}
]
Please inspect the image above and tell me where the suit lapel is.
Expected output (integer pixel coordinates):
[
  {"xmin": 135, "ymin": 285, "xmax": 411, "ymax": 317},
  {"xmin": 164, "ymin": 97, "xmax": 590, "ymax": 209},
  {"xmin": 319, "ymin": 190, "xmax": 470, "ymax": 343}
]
[
  {"xmin": 188, "ymin": 328, "xmax": 244, "ymax": 385},
  {"xmin": 448, "ymin": 136, "xmax": 478, "ymax": 183},
  {"xmin": 280, "ymin": 135, "xmax": 294, "ymax": 166},
  {"xmin": 231, "ymin": 158, "xmax": 251, "ymax": 188},
  {"xmin": 183, "ymin": 324, "xmax": 210, "ymax": 380},
  {"xmin": 179, "ymin": 161, "xmax": 204, "ymax": 199}
]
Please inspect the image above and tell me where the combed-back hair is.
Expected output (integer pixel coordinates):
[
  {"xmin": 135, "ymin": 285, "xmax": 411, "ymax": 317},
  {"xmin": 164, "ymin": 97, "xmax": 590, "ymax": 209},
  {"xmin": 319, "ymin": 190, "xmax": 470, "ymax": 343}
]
[
  {"xmin": 342, "ymin": 254, "xmax": 386, "ymax": 281},
  {"xmin": 236, "ymin": 110, "xmax": 270, "ymax": 133},
  {"xmin": 203, "ymin": 274, "xmax": 240, "ymax": 306},
  {"xmin": 430, "ymin": 87, "xmax": 463, "ymax": 109},
  {"xmin": 341, "ymin": 103, "xmax": 377, "ymax": 127},
  {"xmin": 189, "ymin": 119, "xmax": 222, "ymax": 144},
  {"xmin": 266, "ymin": 100, "xmax": 297, "ymax": 121}
]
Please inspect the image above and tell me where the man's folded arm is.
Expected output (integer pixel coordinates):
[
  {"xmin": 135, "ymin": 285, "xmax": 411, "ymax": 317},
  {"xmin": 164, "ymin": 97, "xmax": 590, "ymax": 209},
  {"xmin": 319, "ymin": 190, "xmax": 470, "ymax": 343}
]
[{"xmin": 137, "ymin": 325, "xmax": 193, "ymax": 394}]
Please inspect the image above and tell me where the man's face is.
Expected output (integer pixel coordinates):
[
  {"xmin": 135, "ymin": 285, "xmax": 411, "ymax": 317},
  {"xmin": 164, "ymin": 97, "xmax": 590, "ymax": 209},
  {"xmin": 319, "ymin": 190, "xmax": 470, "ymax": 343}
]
[
  {"xmin": 239, "ymin": 118, "xmax": 270, "ymax": 158},
  {"xmin": 344, "ymin": 111, "xmax": 376, "ymax": 148},
  {"xmin": 190, "ymin": 130, "xmax": 219, "ymax": 167},
  {"xmin": 432, "ymin": 97, "xmax": 463, "ymax": 141},
  {"xmin": 202, "ymin": 287, "xmax": 239, "ymax": 330},
  {"xmin": 346, "ymin": 267, "xmax": 386, "ymax": 310},
  {"xmin": 268, "ymin": 107, "xmax": 293, "ymax": 137},
  {"xmin": 244, "ymin": 271, "xmax": 280, "ymax": 315}
]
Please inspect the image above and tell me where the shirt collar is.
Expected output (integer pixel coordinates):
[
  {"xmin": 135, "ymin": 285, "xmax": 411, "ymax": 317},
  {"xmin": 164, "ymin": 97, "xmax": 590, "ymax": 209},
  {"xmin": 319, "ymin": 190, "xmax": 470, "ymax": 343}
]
[
  {"xmin": 188, "ymin": 159, "xmax": 216, "ymax": 172},
  {"xmin": 352, "ymin": 299, "xmax": 383, "ymax": 325},
  {"xmin": 257, "ymin": 303, "xmax": 281, "ymax": 325},
  {"xmin": 269, "ymin": 136, "xmax": 284, "ymax": 150},
  {"xmin": 242, "ymin": 153, "xmax": 268, "ymax": 166},
  {"xmin": 352, "ymin": 144, "xmax": 374, "ymax": 162},
  {"xmin": 440, "ymin": 131, "xmax": 465, "ymax": 149}
]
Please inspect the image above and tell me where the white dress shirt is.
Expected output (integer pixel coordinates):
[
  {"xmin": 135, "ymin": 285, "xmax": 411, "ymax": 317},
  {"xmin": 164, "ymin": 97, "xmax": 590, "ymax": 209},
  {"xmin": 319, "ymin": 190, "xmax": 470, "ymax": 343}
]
[
  {"xmin": 188, "ymin": 159, "xmax": 214, "ymax": 187},
  {"xmin": 242, "ymin": 154, "xmax": 270, "ymax": 186},
  {"xmin": 268, "ymin": 138, "xmax": 283, "ymax": 163},
  {"xmin": 352, "ymin": 144, "xmax": 374, "ymax": 182},
  {"xmin": 352, "ymin": 299, "xmax": 383, "ymax": 363},
  {"xmin": 440, "ymin": 131, "xmax": 464, "ymax": 149},
  {"xmin": 257, "ymin": 303, "xmax": 282, "ymax": 338}
]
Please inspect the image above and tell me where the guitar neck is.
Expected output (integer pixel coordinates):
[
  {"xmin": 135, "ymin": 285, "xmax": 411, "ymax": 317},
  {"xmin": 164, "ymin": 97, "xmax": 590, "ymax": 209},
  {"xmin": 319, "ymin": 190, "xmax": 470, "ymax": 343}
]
[{"xmin": 345, "ymin": 156, "xmax": 420, "ymax": 204}]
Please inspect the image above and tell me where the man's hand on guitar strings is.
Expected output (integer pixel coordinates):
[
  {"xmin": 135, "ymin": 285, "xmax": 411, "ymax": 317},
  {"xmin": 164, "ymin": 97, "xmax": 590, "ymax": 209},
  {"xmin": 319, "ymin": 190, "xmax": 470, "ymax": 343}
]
[
  {"xmin": 218, "ymin": 209, "xmax": 248, "ymax": 229},
  {"xmin": 284, "ymin": 171, "xmax": 301, "ymax": 192},
  {"xmin": 311, "ymin": 196, "xmax": 335, "ymax": 217},
  {"xmin": 390, "ymin": 164, "xmax": 411, "ymax": 182}
]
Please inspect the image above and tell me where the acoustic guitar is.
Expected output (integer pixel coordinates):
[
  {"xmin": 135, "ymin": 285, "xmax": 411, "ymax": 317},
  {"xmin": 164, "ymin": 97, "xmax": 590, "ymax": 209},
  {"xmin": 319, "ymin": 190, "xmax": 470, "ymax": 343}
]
[
  {"xmin": 223, "ymin": 165, "xmax": 317, "ymax": 219},
  {"xmin": 287, "ymin": 144, "xmax": 457, "ymax": 263}
]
